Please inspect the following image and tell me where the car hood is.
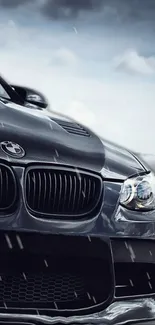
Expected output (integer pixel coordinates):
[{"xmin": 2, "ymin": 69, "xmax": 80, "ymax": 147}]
[{"xmin": 0, "ymin": 101, "xmax": 146, "ymax": 180}]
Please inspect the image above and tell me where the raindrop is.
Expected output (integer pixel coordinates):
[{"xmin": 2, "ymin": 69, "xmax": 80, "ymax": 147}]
[
  {"xmin": 92, "ymin": 296, "xmax": 97, "ymax": 304},
  {"xmin": 128, "ymin": 244, "xmax": 136, "ymax": 262},
  {"xmin": 3, "ymin": 302, "xmax": 7, "ymax": 309},
  {"xmin": 44, "ymin": 259, "xmax": 48, "ymax": 267},
  {"xmin": 55, "ymin": 150, "xmax": 59, "ymax": 157},
  {"xmin": 125, "ymin": 241, "xmax": 128, "ymax": 249},
  {"xmin": 5, "ymin": 234, "xmax": 13, "ymax": 249},
  {"xmin": 148, "ymin": 281, "xmax": 152, "ymax": 289},
  {"xmin": 16, "ymin": 234, "xmax": 24, "ymax": 250},
  {"xmin": 23, "ymin": 272, "xmax": 27, "ymax": 281},
  {"xmin": 82, "ymin": 190, "xmax": 86, "ymax": 198},
  {"xmin": 54, "ymin": 302, "xmax": 58, "ymax": 309},
  {"xmin": 73, "ymin": 26, "xmax": 78, "ymax": 34},
  {"xmin": 129, "ymin": 279, "xmax": 134, "ymax": 287}
]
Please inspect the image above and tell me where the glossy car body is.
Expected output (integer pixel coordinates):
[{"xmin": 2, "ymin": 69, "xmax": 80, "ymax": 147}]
[{"xmin": 0, "ymin": 75, "xmax": 155, "ymax": 325}]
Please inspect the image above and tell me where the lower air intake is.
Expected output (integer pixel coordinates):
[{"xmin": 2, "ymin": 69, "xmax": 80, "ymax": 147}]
[
  {"xmin": 115, "ymin": 262, "xmax": 155, "ymax": 298},
  {"xmin": 0, "ymin": 232, "xmax": 113, "ymax": 316}
]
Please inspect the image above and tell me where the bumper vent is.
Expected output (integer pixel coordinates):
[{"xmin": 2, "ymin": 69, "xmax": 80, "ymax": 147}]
[
  {"xmin": 25, "ymin": 166, "xmax": 102, "ymax": 219},
  {"xmin": 0, "ymin": 164, "xmax": 17, "ymax": 213},
  {"xmin": 0, "ymin": 272, "xmax": 88, "ymax": 307},
  {"xmin": 115, "ymin": 262, "xmax": 155, "ymax": 298},
  {"xmin": 52, "ymin": 118, "xmax": 90, "ymax": 137}
]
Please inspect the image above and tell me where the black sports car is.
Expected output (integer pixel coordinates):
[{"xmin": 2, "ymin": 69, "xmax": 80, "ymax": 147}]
[{"xmin": 0, "ymin": 74, "xmax": 155, "ymax": 325}]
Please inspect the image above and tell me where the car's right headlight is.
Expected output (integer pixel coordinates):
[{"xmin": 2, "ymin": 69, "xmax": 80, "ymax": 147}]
[{"xmin": 120, "ymin": 172, "xmax": 155, "ymax": 211}]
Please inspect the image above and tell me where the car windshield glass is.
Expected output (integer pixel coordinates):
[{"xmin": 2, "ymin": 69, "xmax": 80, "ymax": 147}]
[{"xmin": 0, "ymin": 84, "xmax": 10, "ymax": 100}]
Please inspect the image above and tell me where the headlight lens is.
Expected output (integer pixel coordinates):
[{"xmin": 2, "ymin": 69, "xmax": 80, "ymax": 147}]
[{"xmin": 120, "ymin": 172, "xmax": 155, "ymax": 210}]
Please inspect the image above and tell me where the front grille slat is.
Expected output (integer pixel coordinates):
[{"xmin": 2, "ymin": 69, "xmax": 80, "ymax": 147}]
[
  {"xmin": 63, "ymin": 174, "xmax": 67, "ymax": 213},
  {"xmin": 81, "ymin": 177, "xmax": 86, "ymax": 209},
  {"xmin": 87, "ymin": 178, "xmax": 91, "ymax": 205},
  {"xmin": 43, "ymin": 172, "xmax": 47, "ymax": 209},
  {"xmin": 27, "ymin": 172, "xmax": 30, "ymax": 203},
  {"xmin": 48, "ymin": 172, "xmax": 52, "ymax": 209},
  {"xmin": 0, "ymin": 164, "xmax": 17, "ymax": 213},
  {"xmin": 53, "ymin": 173, "xmax": 57, "ymax": 211},
  {"xmin": 68, "ymin": 174, "xmax": 72, "ymax": 210},
  {"xmin": 76, "ymin": 174, "xmax": 82, "ymax": 213},
  {"xmin": 25, "ymin": 167, "xmax": 102, "ymax": 219},
  {"xmin": 58, "ymin": 173, "xmax": 62, "ymax": 212},
  {"xmin": 38, "ymin": 172, "xmax": 42, "ymax": 209},
  {"xmin": 92, "ymin": 181, "xmax": 96, "ymax": 200},
  {"xmin": 72, "ymin": 175, "xmax": 77, "ymax": 213},
  {"xmin": 32, "ymin": 172, "xmax": 36, "ymax": 210}
]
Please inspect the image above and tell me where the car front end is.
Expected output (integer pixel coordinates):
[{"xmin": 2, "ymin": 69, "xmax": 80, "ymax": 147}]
[
  {"xmin": 1, "ymin": 156, "xmax": 155, "ymax": 325},
  {"xmin": 1, "ymin": 93, "xmax": 155, "ymax": 324}
]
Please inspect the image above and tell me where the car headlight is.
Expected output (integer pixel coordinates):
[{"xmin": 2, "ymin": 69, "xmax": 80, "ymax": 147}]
[{"xmin": 120, "ymin": 172, "xmax": 155, "ymax": 211}]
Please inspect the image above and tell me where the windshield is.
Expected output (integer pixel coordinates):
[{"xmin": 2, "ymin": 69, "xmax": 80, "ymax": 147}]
[
  {"xmin": 0, "ymin": 1, "xmax": 154, "ymax": 153},
  {"xmin": 0, "ymin": 84, "xmax": 10, "ymax": 100}
]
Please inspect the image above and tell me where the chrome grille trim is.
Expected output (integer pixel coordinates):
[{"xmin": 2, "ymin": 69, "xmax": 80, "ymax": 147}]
[{"xmin": 25, "ymin": 166, "xmax": 103, "ymax": 219}]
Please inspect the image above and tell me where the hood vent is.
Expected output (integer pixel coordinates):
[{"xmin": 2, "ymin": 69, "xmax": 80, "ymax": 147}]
[{"xmin": 52, "ymin": 118, "xmax": 90, "ymax": 137}]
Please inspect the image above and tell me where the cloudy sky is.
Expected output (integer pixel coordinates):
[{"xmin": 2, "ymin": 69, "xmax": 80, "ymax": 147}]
[{"xmin": 0, "ymin": 0, "xmax": 155, "ymax": 153}]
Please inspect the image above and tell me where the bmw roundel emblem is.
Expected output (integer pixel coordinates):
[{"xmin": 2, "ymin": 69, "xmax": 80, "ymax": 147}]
[{"xmin": 0, "ymin": 141, "xmax": 25, "ymax": 158}]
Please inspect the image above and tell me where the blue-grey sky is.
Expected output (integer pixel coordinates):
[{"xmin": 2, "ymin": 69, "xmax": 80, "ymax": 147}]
[{"xmin": 0, "ymin": 0, "xmax": 155, "ymax": 153}]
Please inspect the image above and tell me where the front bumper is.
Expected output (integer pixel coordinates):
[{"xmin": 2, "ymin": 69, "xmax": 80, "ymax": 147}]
[{"xmin": 1, "ymin": 298, "xmax": 155, "ymax": 325}]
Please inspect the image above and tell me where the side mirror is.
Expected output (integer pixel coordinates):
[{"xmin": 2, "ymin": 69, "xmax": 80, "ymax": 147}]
[{"xmin": 11, "ymin": 85, "xmax": 48, "ymax": 109}]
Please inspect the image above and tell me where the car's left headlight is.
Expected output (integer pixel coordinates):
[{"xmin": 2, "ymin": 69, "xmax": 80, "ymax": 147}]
[{"xmin": 120, "ymin": 172, "xmax": 155, "ymax": 211}]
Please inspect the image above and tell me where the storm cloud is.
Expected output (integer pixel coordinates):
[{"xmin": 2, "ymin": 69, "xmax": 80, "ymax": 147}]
[
  {"xmin": 0, "ymin": 0, "xmax": 32, "ymax": 8},
  {"xmin": 1, "ymin": 0, "xmax": 155, "ymax": 24},
  {"xmin": 41, "ymin": 0, "xmax": 104, "ymax": 19},
  {"xmin": 42, "ymin": 0, "xmax": 155, "ymax": 22}
]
